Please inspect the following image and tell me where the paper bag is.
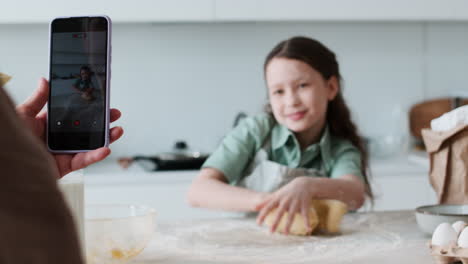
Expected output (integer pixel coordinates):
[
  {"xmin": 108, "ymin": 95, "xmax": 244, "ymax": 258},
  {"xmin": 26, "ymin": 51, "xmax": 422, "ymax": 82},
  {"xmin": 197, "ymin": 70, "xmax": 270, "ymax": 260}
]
[{"xmin": 422, "ymin": 124, "xmax": 468, "ymax": 204}]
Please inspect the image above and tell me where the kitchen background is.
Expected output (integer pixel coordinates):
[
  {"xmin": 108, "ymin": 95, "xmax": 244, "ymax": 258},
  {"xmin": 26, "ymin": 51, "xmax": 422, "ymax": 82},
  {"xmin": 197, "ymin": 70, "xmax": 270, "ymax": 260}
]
[
  {"xmin": 3, "ymin": 20, "xmax": 468, "ymax": 158},
  {"xmin": 1, "ymin": 0, "xmax": 467, "ymax": 217},
  {"xmin": 3, "ymin": 5, "xmax": 468, "ymax": 263}
]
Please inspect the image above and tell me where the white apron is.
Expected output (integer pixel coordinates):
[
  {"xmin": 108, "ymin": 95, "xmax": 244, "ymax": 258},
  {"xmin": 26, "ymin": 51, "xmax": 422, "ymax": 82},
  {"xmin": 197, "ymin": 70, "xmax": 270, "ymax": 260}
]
[
  {"xmin": 238, "ymin": 138, "xmax": 325, "ymax": 192},
  {"xmin": 235, "ymin": 138, "xmax": 325, "ymax": 217}
]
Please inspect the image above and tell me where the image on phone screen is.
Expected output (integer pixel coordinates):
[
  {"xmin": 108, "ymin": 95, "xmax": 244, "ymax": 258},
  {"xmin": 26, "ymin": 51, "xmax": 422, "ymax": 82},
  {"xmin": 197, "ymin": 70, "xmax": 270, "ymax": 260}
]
[{"xmin": 48, "ymin": 17, "xmax": 109, "ymax": 151}]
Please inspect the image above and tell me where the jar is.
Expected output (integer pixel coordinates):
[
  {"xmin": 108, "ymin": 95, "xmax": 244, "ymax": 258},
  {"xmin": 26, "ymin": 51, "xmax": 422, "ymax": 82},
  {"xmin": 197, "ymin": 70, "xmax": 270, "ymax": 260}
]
[{"xmin": 58, "ymin": 169, "xmax": 85, "ymax": 252}]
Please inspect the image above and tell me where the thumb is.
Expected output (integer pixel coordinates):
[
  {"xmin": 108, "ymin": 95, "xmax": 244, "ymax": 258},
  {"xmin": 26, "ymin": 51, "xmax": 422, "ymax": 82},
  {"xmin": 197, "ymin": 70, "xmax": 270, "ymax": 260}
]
[{"xmin": 18, "ymin": 77, "xmax": 49, "ymax": 117}]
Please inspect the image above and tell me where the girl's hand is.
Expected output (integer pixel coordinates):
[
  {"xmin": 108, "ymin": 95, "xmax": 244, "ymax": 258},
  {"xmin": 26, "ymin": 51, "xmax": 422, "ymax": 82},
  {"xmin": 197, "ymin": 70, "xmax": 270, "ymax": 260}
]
[
  {"xmin": 256, "ymin": 176, "xmax": 317, "ymax": 235},
  {"xmin": 252, "ymin": 192, "xmax": 272, "ymax": 212}
]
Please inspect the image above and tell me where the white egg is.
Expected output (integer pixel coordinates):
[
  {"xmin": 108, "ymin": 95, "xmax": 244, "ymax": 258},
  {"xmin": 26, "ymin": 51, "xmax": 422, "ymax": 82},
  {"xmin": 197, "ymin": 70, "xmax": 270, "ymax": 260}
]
[
  {"xmin": 453, "ymin": 221, "xmax": 467, "ymax": 233},
  {"xmin": 458, "ymin": 227, "xmax": 468, "ymax": 248},
  {"xmin": 432, "ymin": 222, "xmax": 457, "ymax": 246}
]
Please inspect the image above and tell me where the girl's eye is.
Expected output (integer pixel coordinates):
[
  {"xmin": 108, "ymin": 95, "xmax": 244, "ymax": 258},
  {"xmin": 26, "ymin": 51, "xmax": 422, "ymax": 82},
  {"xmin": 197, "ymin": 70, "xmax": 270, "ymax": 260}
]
[
  {"xmin": 273, "ymin": 89, "xmax": 284, "ymax": 95},
  {"xmin": 299, "ymin": 83, "xmax": 309, "ymax": 88}
]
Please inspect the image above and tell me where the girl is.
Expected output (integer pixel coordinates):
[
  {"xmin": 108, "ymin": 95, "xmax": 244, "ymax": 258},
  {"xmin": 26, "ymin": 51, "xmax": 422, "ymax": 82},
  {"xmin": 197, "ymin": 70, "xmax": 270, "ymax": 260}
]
[
  {"xmin": 187, "ymin": 36, "xmax": 373, "ymax": 235},
  {"xmin": 72, "ymin": 65, "xmax": 95, "ymax": 101}
]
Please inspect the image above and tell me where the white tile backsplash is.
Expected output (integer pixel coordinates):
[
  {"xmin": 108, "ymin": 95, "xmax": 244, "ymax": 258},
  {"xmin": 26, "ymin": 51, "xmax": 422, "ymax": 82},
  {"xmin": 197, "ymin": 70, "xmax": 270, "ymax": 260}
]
[
  {"xmin": 426, "ymin": 22, "xmax": 468, "ymax": 99},
  {"xmin": 1, "ymin": 22, "xmax": 467, "ymax": 157}
]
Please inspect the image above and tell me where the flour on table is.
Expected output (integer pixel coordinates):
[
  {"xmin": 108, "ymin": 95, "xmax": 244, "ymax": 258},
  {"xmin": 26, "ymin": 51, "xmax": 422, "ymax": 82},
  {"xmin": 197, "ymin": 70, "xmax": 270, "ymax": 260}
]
[{"xmin": 139, "ymin": 212, "xmax": 410, "ymax": 263}]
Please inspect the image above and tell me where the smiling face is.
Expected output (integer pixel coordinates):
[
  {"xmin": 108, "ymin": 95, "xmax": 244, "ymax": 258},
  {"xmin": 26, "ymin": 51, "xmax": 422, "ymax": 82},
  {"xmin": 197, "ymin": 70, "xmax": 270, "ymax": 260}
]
[{"xmin": 265, "ymin": 57, "xmax": 338, "ymax": 140}]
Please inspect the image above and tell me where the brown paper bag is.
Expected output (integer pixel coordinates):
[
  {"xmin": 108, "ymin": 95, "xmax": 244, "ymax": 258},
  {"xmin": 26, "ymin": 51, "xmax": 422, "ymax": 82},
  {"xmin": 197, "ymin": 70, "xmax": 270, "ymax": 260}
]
[{"xmin": 422, "ymin": 124, "xmax": 468, "ymax": 204}]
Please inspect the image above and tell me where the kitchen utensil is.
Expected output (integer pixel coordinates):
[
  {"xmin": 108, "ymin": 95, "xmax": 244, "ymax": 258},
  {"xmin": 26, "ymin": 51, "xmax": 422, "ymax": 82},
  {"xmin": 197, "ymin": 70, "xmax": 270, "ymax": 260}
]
[
  {"xmin": 366, "ymin": 134, "xmax": 408, "ymax": 158},
  {"xmin": 134, "ymin": 155, "xmax": 207, "ymax": 171},
  {"xmin": 409, "ymin": 97, "xmax": 468, "ymax": 140},
  {"xmin": 132, "ymin": 141, "xmax": 209, "ymax": 171},
  {"xmin": 85, "ymin": 204, "xmax": 156, "ymax": 264},
  {"xmin": 415, "ymin": 204, "xmax": 468, "ymax": 235}
]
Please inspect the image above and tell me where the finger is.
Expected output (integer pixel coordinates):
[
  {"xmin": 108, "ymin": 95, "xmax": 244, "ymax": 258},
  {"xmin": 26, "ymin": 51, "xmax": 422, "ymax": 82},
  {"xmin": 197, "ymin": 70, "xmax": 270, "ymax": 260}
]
[
  {"xmin": 301, "ymin": 202, "xmax": 312, "ymax": 232},
  {"xmin": 54, "ymin": 155, "xmax": 73, "ymax": 178},
  {"xmin": 270, "ymin": 203, "xmax": 288, "ymax": 234},
  {"xmin": 109, "ymin": 126, "xmax": 124, "ymax": 144},
  {"xmin": 256, "ymin": 200, "xmax": 278, "ymax": 226},
  {"xmin": 37, "ymin": 110, "xmax": 47, "ymax": 120},
  {"xmin": 110, "ymin": 108, "xmax": 121, "ymax": 123},
  {"xmin": 17, "ymin": 77, "xmax": 49, "ymax": 117},
  {"xmin": 71, "ymin": 147, "xmax": 111, "ymax": 171},
  {"xmin": 284, "ymin": 200, "xmax": 299, "ymax": 235}
]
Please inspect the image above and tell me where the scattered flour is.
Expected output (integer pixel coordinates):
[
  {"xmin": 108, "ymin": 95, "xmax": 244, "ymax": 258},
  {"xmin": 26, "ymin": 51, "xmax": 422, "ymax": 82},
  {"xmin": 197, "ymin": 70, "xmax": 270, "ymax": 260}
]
[{"xmin": 141, "ymin": 212, "xmax": 411, "ymax": 263}]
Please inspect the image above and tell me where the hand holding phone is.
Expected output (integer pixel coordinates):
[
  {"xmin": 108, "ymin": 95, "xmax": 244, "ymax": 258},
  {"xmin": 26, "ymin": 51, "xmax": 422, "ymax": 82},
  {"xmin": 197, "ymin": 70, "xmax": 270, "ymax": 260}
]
[
  {"xmin": 16, "ymin": 77, "xmax": 123, "ymax": 177},
  {"xmin": 48, "ymin": 16, "xmax": 112, "ymax": 153}
]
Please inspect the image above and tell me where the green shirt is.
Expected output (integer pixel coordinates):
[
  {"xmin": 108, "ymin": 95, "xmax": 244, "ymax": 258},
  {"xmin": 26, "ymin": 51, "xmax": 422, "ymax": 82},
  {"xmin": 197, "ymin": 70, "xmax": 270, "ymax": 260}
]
[
  {"xmin": 203, "ymin": 114, "xmax": 364, "ymax": 185},
  {"xmin": 74, "ymin": 78, "xmax": 94, "ymax": 92}
]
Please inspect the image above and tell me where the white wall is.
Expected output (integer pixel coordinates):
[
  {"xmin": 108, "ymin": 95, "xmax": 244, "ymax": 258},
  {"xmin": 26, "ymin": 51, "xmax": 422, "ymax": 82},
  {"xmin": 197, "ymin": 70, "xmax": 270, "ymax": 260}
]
[{"xmin": 1, "ymin": 22, "xmax": 467, "ymax": 158}]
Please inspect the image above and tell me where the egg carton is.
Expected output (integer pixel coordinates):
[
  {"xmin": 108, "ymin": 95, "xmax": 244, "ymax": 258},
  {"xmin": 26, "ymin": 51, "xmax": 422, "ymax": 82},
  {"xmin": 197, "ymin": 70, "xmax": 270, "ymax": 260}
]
[{"xmin": 429, "ymin": 243, "xmax": 468, "ymax": 264}]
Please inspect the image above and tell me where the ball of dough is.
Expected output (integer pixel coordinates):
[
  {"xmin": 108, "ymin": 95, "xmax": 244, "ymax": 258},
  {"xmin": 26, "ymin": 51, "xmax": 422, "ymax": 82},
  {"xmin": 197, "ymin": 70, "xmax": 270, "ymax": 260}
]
[
  {"xmin": 264, "ymin": 207, "xmax": 319, "ymax": 236},
  {"xmin": 310, "ymin": 199, "xmax": 347, "ymax": 234},
  {"xmin": 263, "ymin": 200, "xmax": 348, "ymax": 236}
]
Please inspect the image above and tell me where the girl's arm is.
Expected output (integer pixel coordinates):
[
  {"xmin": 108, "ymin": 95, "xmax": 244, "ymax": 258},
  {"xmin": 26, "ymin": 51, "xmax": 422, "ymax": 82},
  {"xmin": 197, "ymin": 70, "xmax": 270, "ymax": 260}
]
[
  {"xmin": 85, "ymin": 81, "xmax": 95, "ymax": 94},
  {"xmin": 187, "ymin": 168, "xmax": 266, "ymax": 212},
  {"xmin": 85, "ymin": 87, "xmax": 94, "ymax": 94},
  {"xmin": 71, "ymin": 83, "xmax": 81, "ymax": 93}
]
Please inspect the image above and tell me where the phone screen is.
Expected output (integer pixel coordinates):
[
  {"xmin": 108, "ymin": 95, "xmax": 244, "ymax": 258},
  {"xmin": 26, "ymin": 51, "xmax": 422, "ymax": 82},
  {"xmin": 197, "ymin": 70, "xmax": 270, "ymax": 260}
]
[{"xmin": 48, "ymin": 17, "xmax": 109, "ymax": 151}]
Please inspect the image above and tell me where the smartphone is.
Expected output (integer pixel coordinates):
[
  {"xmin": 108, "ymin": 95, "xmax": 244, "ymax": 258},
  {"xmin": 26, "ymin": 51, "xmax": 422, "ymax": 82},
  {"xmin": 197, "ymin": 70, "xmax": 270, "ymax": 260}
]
[{"xmin": 47, "ymin": 16, "xmax": 111, "ymax": 153}]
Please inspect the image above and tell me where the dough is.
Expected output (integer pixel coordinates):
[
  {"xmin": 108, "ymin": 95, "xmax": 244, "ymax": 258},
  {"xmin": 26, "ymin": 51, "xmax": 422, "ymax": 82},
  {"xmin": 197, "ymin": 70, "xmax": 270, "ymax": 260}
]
[
  {"xmin": 263, "ymin": 199, "xmax": 347, "ymax": 236},
  {"xmin": 311, "ymin": 199, "xmax": 348, "ymax": 233},
  {"xmin": 264, "ymin": 206, "xmax": 319, "ymax": 236}
]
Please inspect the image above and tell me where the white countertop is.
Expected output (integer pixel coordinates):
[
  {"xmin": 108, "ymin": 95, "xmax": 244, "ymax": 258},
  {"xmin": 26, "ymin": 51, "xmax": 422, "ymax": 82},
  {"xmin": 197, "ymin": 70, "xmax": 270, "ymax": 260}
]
[
  {"xmin": 83, "ymin": 152, "xmax": 429, "ymax": 185},
  {"xmin": 132, "ymin": 210, "xmax": 433, "ymax": 264},
  {"xmin": 82, "ymin": 153, "xmax": 434, "ymax": 216}
]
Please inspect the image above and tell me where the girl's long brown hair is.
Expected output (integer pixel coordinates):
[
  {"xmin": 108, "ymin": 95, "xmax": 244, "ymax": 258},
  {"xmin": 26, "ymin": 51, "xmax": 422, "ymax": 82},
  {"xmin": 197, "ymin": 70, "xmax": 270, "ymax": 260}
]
[{"xmin": 263, "ymin": 36, "xmax": 374, "ymax": 202}]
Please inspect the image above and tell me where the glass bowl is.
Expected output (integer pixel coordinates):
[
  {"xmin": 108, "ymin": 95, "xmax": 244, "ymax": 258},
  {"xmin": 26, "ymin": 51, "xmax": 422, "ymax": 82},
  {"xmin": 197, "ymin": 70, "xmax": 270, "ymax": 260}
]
[{"xmin": 85, "ymin": 204, "xmax": 156, "ymax": 264}]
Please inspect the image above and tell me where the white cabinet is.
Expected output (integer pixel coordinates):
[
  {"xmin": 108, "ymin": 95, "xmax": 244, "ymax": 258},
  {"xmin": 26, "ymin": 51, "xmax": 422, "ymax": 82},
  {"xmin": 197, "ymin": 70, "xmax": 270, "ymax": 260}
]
[
  {"xmin": 371, "ymin": 174, "xmax": 437, "ymax": 211},
  {"xmin": 84, "ymin": 155, "xmax": 435, "ymax": 220},
  {"xmin": 1, "ymin": 0, "xmax": 215, "ymax": 23},
  {"xmin": 84, "ymin": 169, "xmax": 226, "ymax": 220},
  {"xmin": 368, "ymin": 155, "xmax": 436, "ymax": 211},
  {"xmin": 4, "ymin": 0, "xmax": 468, "ymax": 23},
  {"xmin": 85, "ymin": 183, "xmax": 226, "ymax": 220},
  {"xmin": 215, "ymin": 0, "xmax": 468, "ymax": 21}
]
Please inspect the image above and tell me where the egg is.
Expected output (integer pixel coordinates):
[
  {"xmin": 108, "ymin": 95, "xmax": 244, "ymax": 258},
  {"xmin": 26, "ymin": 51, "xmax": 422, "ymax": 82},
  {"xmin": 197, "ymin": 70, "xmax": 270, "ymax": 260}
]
[
  {"xmin": 452, "ymin": 221, "xmax": 467, "ymax": 234},
  {"xmin": 432, "ymin": 222, "xmax": 457, "ymax": 246},
  {"xmin": 458, "ymin": 227, "xmax": 468, "ymax": 248}
]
